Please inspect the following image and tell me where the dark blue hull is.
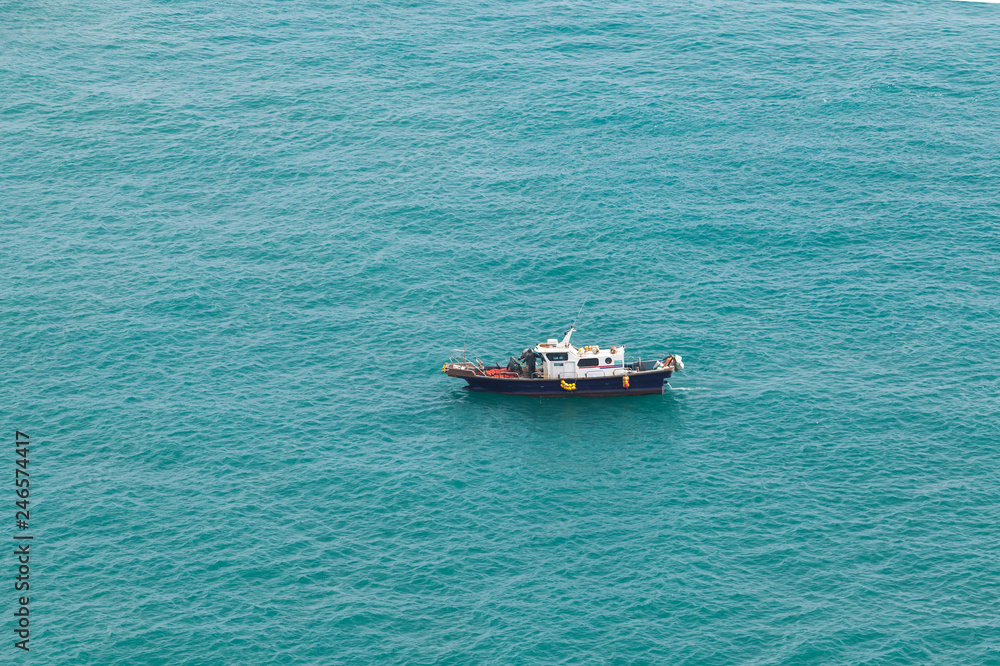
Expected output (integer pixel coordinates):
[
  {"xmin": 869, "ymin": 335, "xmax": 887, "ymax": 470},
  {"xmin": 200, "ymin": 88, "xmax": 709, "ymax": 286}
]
[{"xmin": 462, "ymin": 369, "xmax": 673, "ymax": 397}]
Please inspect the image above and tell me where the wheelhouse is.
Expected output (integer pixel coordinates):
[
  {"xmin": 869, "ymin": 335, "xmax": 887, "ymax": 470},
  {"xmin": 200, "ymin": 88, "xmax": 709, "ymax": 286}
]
[{"xmin": 531, "ymin": 328, "xmax": 626, "ymax": 380}]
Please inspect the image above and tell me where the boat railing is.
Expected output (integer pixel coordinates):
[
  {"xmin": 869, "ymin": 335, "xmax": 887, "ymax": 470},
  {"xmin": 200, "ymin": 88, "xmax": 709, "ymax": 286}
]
[{"xmin": 625, "ymin": 355, "xmax": 673, "ymax": 372}]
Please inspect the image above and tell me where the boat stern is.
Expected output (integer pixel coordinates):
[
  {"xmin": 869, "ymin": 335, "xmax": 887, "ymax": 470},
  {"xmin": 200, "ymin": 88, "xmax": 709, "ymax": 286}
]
[{"xmin": 442, "ymin": 361, "xmax": 478, "ymax": 378}]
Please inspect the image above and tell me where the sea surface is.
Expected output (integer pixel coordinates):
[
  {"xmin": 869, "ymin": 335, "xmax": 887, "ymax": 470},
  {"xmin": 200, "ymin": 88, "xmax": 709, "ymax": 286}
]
[{"xmin": 3, "ymin": 0, "xmax": 1000, "ymax": 662}]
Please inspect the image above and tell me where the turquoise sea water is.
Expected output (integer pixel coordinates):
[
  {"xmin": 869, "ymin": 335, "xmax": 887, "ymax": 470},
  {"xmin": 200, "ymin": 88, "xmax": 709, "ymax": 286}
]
[{"xmin": 4, "ymin": 0, "xmax": 1000, "ymax": 662}]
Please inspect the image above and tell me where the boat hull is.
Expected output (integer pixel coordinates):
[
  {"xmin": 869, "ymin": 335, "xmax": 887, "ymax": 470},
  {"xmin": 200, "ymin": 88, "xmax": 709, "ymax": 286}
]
[{"xmin": 460, "ymin": 369, "xmax": 673, "ymax": 397}]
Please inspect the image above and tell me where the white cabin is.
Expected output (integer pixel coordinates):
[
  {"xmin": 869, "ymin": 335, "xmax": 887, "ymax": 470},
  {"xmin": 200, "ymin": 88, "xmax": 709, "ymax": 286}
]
[{"xmin": 533, "ymin": 327, "xmax": 626, "ymax": 380}]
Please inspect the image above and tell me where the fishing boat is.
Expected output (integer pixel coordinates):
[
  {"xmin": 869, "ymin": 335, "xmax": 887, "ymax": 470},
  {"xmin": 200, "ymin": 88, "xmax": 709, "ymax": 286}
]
[{"xmin": 442, "ymin": 326, "xmax": 683, "ymax": 396}]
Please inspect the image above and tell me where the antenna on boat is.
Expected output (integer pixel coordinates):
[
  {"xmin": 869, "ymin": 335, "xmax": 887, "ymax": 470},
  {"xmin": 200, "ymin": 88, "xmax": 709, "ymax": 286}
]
[{"xmin": 571, "ymin": 301, "xmax": 586, "ymax": 331}]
